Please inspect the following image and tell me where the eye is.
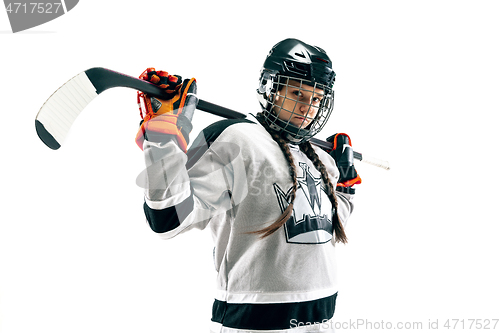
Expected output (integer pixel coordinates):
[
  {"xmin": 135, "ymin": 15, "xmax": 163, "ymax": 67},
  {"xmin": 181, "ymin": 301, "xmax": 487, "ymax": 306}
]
[
  {"xmin": 312, "ymin": 97, "xmax": 322, "ymax": 103},
  {"xmin": 292, "ymin": 90, "xmax": 303, "ymax": 98}
]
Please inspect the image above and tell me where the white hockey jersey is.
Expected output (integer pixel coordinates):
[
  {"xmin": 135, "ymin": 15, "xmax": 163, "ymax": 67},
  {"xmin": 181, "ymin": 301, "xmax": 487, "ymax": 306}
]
[{"xmin": 140, "ymin": 116, "xmax": 354, "ymax": 332}]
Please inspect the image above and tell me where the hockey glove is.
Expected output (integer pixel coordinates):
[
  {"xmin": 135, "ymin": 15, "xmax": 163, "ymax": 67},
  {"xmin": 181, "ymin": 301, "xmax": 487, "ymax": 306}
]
[
  {"xmin": 327, "ymin": 133, "xmax": 362, "ymax": 193},
  {"xmin": 135, "ymin": 68, "xmax": 198, "ymax": 152}
]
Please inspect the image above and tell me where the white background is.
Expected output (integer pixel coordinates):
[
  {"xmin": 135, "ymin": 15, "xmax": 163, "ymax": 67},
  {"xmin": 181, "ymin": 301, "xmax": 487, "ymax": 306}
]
[{"xmin": 1, "ymin": 1, "xmax": 499, "ymax": 332}]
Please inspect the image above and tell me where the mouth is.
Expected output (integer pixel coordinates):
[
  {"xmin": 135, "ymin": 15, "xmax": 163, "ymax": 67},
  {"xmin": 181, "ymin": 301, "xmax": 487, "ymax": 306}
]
[{"xmin": 292, "ymin": 116, "xmax": 309, "ymax": 128}]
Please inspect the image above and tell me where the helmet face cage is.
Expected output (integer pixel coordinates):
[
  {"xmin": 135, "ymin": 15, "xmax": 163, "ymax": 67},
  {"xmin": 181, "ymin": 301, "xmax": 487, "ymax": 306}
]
[{"xmin": 259, "ymin": 73, "xmax": 334, "ymax": 143}]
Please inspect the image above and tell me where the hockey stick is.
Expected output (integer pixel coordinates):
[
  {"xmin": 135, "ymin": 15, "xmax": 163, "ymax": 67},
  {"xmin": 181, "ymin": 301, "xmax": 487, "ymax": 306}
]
[{"xmin": 35, "ymin": 67, "xmax": 390, "ymax": 170}]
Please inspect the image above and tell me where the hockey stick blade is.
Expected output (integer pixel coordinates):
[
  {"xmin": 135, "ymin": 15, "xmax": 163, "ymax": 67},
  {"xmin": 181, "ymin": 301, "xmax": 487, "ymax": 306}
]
[
  {"xmin": 36, "ymin": 70, "xmax": 99, "ymax": 150},
  {"xmin": 35, "ymin": 68, "xmax": 172, "ymax": 150}
]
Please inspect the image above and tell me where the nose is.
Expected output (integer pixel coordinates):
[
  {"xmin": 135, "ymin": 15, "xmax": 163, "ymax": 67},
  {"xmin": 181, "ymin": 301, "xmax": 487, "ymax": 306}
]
[{"xmin": 298, "ymin": 103, "xmax": 310, "ymax": 115}]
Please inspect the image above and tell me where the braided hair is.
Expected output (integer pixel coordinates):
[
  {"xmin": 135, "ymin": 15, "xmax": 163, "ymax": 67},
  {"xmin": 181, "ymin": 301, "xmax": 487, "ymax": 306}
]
[{"xmin": 250, "ymin": 114, "xmax": 348, "ymax": 244}]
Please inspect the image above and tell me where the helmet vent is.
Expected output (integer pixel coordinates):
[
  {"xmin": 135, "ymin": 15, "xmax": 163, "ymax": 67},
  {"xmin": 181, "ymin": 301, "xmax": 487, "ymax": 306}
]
[
  {"xmin": 295, "ymin": 52, "xmax": 306, "ymax": 58},
  {"xmin": 283, "ymin": 60, "xmax": 309, "ymax": 76}
]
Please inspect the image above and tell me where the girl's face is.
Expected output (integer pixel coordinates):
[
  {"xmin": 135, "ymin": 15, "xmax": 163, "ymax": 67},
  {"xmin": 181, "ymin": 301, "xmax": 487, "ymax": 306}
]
[{"xmin": 272, "ymin": 80, "xmax": 324, "ymax": 129}]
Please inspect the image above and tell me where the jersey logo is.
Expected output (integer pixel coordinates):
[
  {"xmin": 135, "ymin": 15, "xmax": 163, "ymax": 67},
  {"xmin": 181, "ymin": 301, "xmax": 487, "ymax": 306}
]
[{"xmin": 274, "ymin": 162, "xmax": 333, "ymax": 244}]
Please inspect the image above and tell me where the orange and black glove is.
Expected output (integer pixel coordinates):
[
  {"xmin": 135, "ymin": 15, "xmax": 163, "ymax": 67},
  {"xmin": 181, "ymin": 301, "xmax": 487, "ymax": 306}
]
[
  {"xmin": 327, "ymin": 133, "xmax": 362, "ymax": 194},
  {"xmin": 135, "ymin": 68, "xmax": 197, "ymax": 152}
]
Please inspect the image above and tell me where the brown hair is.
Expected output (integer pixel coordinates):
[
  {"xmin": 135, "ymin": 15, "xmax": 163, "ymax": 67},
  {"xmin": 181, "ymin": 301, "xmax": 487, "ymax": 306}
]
[{"xmin": 250, "ymin": 114, "xmax": 348, "ymax": 243}]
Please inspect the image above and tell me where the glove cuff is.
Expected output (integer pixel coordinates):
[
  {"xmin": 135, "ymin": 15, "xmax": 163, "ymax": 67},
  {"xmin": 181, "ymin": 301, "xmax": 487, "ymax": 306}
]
[
  {"xmin": 135, "ymin": 116, "xmax": 189, "ymax": 152},
  {"xmin": 339, "ymin": 174, "xmax": 362, "ymax": 188},
  {"xmin": 336, "ymin": 185, "xmax": 356, "ymax": 194}
]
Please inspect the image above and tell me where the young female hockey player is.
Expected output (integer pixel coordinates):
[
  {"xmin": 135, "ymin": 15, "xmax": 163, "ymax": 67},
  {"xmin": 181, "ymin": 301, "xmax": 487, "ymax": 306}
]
[{"xmin": 135, "ymin": 38, "xmax": 361, "ymax": 332}]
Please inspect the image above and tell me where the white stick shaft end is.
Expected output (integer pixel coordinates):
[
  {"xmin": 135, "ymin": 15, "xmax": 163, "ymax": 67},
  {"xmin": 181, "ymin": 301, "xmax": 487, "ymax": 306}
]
[{"xmin": 359, "ymin": 154, "xmax": 390, "ymax": 170}]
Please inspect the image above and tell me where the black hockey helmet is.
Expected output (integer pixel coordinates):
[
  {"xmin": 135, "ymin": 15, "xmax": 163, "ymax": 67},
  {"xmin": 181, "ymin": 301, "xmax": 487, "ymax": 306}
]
[{"xmin": 257, "ymin": 38, "xmax": 336, "ymax": 143}]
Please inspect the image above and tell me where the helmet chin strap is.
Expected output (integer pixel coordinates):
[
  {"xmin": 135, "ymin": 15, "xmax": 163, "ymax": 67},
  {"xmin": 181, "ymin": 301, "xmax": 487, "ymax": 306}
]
[{"xmin": 285, "ymin": 133, "xmax": 306, "ymax": 144}]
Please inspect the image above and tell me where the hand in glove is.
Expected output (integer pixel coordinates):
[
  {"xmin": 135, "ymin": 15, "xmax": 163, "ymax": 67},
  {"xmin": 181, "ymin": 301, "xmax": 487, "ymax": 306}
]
[
  {"xmin": 327, "ymin": 133, "xmax": 362, "ymax": 193},
  {"xmin": 135, "ymin": 68, "xmax": 197, "ymax": 152}
]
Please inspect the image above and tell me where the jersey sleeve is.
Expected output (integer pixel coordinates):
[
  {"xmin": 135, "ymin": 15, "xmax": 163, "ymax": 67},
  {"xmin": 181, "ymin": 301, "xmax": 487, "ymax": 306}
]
[
  {"xmin": 140, "ymin": 139, "xmax": 211, "ymax": 238},
  {"xmin": 335, "ymin": 191, "xmax": 354, "ymax": 228},
  {"xmin": 139, "ymin": 120, "xmax": 252, "ymax": 239}
]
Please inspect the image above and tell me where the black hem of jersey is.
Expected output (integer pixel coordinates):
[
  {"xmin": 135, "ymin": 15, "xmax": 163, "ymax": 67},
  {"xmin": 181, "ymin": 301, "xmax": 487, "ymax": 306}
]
[{"xmin": 211, "ymin": 293, "xmax": 337, "ymax": 330}]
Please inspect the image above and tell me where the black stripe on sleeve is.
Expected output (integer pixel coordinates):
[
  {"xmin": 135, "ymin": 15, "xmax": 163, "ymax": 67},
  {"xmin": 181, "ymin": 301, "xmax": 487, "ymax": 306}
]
[
  {"xmin": 186, "ymin": 118, "xmax": 255, "ymax": 169},
  {"xmin": 212, "ymin": 293, "xmax": 337, "ymax": 330},
  {"xmin": 144, "ymin": 194, "xmax": 194, "ymax": 233}
]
